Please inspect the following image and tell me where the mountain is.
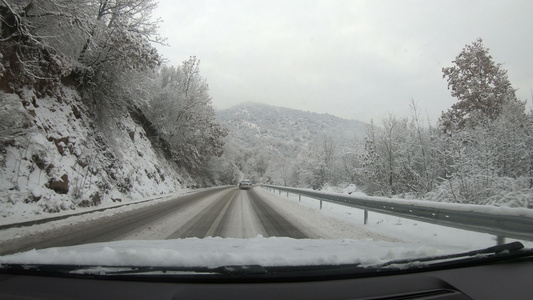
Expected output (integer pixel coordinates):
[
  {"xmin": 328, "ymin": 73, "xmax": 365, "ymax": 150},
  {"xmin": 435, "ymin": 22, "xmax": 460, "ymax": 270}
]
[
  {"xmin": 217, "ymin": 103, "xmax": 367, "ymax": 157},
  {"xmin": 215, "ymin": 103, "xmax": 368, "ymax": 183}
]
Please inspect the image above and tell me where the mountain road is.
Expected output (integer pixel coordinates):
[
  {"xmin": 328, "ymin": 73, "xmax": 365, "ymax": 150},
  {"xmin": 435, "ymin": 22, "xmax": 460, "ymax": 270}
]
[{"xmin": 0, "ymin": 187, "xmax": 309, "ymax": 255}]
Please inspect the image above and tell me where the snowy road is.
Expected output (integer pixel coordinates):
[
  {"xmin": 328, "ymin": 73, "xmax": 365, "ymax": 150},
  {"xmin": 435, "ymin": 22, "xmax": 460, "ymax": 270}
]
[
  {"xmin": 167, "ymin": 188, "xmax": 308, "ymax": 239},
  {"xmin": 0, "ymin": 187, "xmax": 312, "ymax": 255},
  {"xmin": 3, "ymin": 185, "xmax": 530, "ymax": 259}
]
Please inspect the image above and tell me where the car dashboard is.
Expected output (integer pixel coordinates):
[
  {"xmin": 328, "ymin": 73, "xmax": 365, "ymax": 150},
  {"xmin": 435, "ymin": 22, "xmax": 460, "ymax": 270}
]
[{"xmin": 1, "ymin": 258, "xmax": 532, "ymax": 299}]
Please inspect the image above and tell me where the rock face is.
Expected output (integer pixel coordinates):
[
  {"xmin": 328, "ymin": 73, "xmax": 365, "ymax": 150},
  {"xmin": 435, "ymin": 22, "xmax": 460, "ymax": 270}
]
[
  {"xmin": 48, "ymin": 174, "xmax": 69, "ymax": 194},
  {"xmin": 0, "ymin": 87, "xmax": 188, "ymax": 218},
  {"xmin": 51, "ymin": 137, "xmax": 69, "ymax": 155}
]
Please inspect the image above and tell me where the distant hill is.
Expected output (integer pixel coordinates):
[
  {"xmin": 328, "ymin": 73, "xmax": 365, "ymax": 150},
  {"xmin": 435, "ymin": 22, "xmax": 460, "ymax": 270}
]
[{"xmin": 216, "ymin": 103, "xmax": 368, "ymax": 159}]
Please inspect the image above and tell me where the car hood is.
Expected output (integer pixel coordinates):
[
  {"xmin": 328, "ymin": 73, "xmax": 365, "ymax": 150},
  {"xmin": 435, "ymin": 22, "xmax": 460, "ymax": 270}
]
[{"xmin": 0, "ymin": 236, "xmax": 465, "ymax": 268}]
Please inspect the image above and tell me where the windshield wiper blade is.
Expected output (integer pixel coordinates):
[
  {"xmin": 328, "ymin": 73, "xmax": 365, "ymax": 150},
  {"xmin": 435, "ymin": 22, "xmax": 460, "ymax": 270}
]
[
  {"xmin": 0, "ymin": 263, "xmax": 268, "ymax": 277},
  {"xmin": 96, "ymin": 264, "xmax": 268, "ymax": 276},
  {"xmin": 376, "ymin": 241, "xmax": 530, "ymax": 269}
]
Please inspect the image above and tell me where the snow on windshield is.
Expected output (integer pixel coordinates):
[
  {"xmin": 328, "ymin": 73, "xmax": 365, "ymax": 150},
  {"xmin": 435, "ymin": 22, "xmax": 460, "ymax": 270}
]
[{"xmin": 0, "ymin": 237, "xmax": 460, "ymax": 268}]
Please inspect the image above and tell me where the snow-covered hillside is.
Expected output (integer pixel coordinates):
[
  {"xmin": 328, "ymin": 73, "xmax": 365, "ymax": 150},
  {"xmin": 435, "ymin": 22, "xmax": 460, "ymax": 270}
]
[
  {"xmin": 215, "ymin": 103, "xmax": 368, "ymax": 184},
  {"xmin": 0, "ymin": 87, "xmax": 188, "ymax": 219},
  {"xmin": 217, "ymin": 103, "xmax": 367, "ymax": 158}
]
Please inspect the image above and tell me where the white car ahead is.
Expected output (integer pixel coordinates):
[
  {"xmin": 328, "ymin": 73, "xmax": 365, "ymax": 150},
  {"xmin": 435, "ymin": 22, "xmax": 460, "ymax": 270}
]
[{"xmin": 238, "ymin": 180, "xmax": 252, "ymax": 190}]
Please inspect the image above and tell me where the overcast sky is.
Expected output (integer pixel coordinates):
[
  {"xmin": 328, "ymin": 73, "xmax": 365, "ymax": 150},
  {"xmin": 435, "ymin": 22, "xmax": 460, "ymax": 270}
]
[{"xmin": 153, "ymin": 0, "xmax": 533, "ymax": 123}]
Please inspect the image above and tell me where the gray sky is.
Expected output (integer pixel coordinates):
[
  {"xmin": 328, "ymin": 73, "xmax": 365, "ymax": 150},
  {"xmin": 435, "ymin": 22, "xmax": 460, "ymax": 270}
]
[{"xmin": 154, "ymin": 0, "xmax": 533, "ymax": 123}]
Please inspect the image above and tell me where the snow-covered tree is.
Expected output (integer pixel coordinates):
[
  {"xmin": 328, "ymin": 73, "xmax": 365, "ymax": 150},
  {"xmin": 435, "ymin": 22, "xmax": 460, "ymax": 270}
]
[
  {"xmin": 430, "ymin": 108, "xmax": 533, "ymax": 208},
  {"xmin": 440, "ymin": 38, "xmax": 518, "ymax": 131},
  {"xmin": 0, "ymin": 0, "xmax": 72, "ymax": 92},
  {"xmin": 358, "ymin": 109, "xmax": 444, "ymax": 197},
  {"xmin": 405, "ymin": 100, "xmax": 443, "ymax": 195},
  {"xmin": 339, "ymin": 142, "xmax": 363, "ymax": 185},
  {"xmin": 427, "ymin": 39, "xmax": 533, "ymax": 207},
  {"xmin": 143, "ymin": 58, "xmax": 227, "ymax": 173},
  {"xmin": 370, "ymin": 115, "xmax": 411, "ymax": 195},
  {"xmin": 291, "ymin": 136, "xmax": 340, "ymax": 189},
  {"xmin": 0, "ymin": 0, "xmax": 162, "ymax": 93}
]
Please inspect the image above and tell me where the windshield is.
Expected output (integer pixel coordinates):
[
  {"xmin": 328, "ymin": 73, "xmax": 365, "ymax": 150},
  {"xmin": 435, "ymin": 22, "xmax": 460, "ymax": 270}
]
[{"xmin": 1, "ymin": 0, "xmax": 532, "ymax": 279}]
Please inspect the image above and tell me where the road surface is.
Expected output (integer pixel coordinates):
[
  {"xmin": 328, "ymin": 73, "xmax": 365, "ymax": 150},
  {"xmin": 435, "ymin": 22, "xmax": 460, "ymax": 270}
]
[{"xmin": 0, "ymin": 187, "xmax": 309, "ymax": 255}]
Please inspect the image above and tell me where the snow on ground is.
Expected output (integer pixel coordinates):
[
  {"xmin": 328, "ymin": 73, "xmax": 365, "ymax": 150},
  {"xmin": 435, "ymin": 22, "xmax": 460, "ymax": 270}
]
[
  {"xmin": 218, "ymin": 191, "xmax": 268, "ymax": 238},
  {"xmin": 0, "ymin": 189, "xmax": 190, "ymax": 227},
  {"xmin": 259, "ymin": 187, "xmax": 533, "ymax": 249},
  {"xmin": 256, "ymin": 188, "xmax": 402, "ymax": 242},
  {"xmin": 118, "ymin": 188, "xmax": 227, "ymax": 240},
  {"xmin": 0, "ymin": 188, "xmax": 202, "ymax": 246}
]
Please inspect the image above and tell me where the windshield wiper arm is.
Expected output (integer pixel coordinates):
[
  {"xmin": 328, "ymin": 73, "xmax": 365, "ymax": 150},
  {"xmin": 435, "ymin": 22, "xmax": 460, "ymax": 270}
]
[{"xmin": 376, "ymin": 241, "xmax": 529, "ymax": 269}]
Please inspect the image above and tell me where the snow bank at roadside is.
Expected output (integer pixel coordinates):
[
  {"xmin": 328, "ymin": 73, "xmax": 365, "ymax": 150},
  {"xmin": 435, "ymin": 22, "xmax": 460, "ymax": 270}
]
[
  {"xmin": 321, "ymin": 183, "xmax": 367, "ymax": 197},
  {"xmin": 260, "ymin": 187, "xmax": 533, "ymax": 249}
]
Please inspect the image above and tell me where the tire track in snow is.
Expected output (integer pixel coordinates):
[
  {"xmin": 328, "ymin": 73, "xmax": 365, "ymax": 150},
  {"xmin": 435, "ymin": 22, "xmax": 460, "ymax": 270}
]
[
  {"xmin": 247, "ymin": 189, "xmax": 308, "ymax": 238},
  {"xmin": 167, "ymin": 187, "xmax": 309, "ymax": 239},
  {"xmin": 167, "ymin": 189, "xmax": 239, "ymax": 238},
  {"xmin": 221, "ymin": 190, "xmax": 266, "ymax": 238},
  {"xmin": 0, "ymin": 188, "xmax": 230, "ymax": 255}
]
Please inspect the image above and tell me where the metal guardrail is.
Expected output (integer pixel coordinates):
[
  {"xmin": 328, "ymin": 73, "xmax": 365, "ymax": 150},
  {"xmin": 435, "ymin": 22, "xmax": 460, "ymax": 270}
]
[{"xmin": 261, "ymin": 184, "xmax": 533, "ymax": 243}]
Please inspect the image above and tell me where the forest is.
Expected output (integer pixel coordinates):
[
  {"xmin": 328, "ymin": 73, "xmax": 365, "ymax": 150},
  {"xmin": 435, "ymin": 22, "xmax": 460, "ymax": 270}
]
[
  {"xmin": 0, "ymin": 0, "xmax": 226, "ymax": 175},
  {"xmin": 1, "ymin": 0, "xmax": 532, "ymax": 215},
  {"xmin": 0, "ymin": 0, "xmax": 228, "ymax": 214},
  {"xmin": 280, "ymin": 39, "xmax": 533, "ymax": 208},
  {"xmin": 219, "ymin": 39, "xmax": 532, "ymax": 209}
]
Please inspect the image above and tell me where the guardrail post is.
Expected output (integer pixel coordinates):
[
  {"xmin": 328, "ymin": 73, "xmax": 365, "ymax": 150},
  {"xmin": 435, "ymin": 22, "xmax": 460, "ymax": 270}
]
[
  {"xmin": 299, "ymin": 195, "xmax": 301, "ymax": 202},
  {"xmin": 496, "ymin": 235, "xmax": 506, "ymax": 246},
  {"xmin": 287, "ymin": 192, "xmax": 289, "ymax": 197},
  {"xmin": 320, "ymin": 200, "xmax": 322, "ymax": 210},
  {"xmin": 364, "ymin": 209, "xmax": 368, "ymax": 225}
]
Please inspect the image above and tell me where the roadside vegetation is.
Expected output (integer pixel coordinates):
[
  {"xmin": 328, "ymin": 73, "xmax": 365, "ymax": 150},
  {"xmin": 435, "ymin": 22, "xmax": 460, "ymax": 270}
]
[
  {"xmin": 280, "ymin": 39, "xmax": 532, "ymax": 208},
  {"xmin": 0, "ymin": 0, "xmax": 227, "ymax": 214}
]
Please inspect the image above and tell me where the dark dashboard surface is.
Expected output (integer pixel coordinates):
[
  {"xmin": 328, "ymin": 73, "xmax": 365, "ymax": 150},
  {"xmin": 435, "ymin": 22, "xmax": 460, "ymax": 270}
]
[{"xmin": 1, "ymin": 259, "xmax": 532, "ymax": 300}]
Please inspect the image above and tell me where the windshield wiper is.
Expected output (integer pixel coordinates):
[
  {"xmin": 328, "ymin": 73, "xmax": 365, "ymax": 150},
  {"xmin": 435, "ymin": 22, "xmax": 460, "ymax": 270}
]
[
  {"xmin": 0, "ymin": 263, "xmax": 268, "ymax": 277},
  {"xmin": 373, "ymin": 241, "xmax": 530, "ymax": 269},
  {"xmin": 93, "ymin": 242, "xmax": 533, "ymax": 277},
  {"xmin": 89, "ymin": 264, "xmax": 269, "ymax": 276}
]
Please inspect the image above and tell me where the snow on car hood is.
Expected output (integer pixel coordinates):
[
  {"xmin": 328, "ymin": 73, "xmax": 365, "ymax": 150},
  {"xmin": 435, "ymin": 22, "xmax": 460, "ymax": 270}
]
[{"xmin": 0, "ymin": 236, "xmax": 463, "ymax": 268}]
